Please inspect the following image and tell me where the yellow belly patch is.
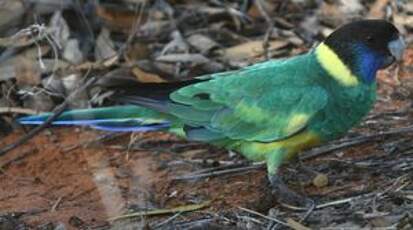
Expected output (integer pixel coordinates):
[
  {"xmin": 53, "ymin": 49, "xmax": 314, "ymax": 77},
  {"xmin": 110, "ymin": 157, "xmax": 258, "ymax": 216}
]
[
  {"xmin": 315, "ymin": 43, "xmax": 359, "ymax": 87},
  {"xmin": 239, "ymin": 131, "xmax": 322, "ymax": 161}
]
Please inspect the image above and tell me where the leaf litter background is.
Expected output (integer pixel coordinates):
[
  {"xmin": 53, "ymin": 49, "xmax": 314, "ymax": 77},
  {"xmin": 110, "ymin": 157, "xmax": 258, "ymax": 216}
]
[{"xmin": 1, "ymin": 0, "xmax": 413, "ymax": 229}]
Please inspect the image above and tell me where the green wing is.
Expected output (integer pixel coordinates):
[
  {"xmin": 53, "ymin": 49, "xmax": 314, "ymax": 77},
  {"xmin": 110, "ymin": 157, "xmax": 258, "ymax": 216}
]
[{"xmin": 168, "ymin": 54, "xmax": 329, "ymax": 142}]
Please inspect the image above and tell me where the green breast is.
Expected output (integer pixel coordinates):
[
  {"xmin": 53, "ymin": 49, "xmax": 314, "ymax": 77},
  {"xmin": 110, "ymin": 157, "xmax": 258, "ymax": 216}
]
[{"xmin": 310, "ymin": 77, "xmax": 376, "ymax": 141}]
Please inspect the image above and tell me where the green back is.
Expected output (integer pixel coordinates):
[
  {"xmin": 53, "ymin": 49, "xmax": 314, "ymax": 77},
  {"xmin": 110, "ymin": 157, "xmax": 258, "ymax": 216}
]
[
  {"xmin": 163, "ymin": 51, "xmax": 376, "ymax": 144},
  {"xmin": 166, "ymin": 53, "xmax": 327, "ymax": 143}
]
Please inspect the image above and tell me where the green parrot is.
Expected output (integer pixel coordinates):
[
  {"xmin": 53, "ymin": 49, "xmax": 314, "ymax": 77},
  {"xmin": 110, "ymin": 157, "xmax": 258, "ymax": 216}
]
[{"xmin": 19, "ymin": 20, "xmax": 405, "ymax": 204}]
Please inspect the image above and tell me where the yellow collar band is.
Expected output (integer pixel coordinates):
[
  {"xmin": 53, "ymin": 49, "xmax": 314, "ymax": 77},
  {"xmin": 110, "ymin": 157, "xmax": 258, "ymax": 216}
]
[{"xmin": 315, "ymin": 43, "xmax": 359, "ymax": 87}]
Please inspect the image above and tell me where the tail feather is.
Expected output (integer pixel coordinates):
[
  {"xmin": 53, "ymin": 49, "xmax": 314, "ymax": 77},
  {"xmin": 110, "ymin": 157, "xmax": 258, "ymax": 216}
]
[
  {"xmin": 90, "ymin": 121, "xmax": 170, "ymax": 132},
  {"xmin": 18, "ymin": 105, "xmax": 171, "ymax": 132},
  {"xmin": 18, "ymin": 78, "xmax": 208, "ymax": 133}
]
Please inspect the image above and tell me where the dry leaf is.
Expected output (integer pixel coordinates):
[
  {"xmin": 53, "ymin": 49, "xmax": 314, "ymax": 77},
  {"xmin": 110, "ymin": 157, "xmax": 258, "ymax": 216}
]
[
  {"xmin": 49, "ymin": 11, "xmax": 70, "ymax": 47},
  {"xmin": 156, "ymin": 53, "xmax": 209, "ymax": 64},
  {"xmin": 95, "ymin": 3, "xmax": 148, "ymax": 32},
  {"xmin": 95, "ymin": 28, "xmax": 117, "ymax": 61},
  {"xmin": 368, "ymin": 0, "xmax": 391, "ymax": 19},
  {"xmin": 132, "ymin": 67, "xmax": 166, "ymax": 83},
  {"xmin": 61, "ymin": 74, "xmax": 90, "ymax": 108},
  {"xmin": 187, "ymin": 34, "xmax": 219, "ymax": 54},
  {"xmin": 319, "ymin": 0, "xmax": 364, "ymax": 26},
  {"xmin": 222, "ymin": 40, "xmax": 288, "ymax": 61},
  {"xmin": 394, "ymin": 15, "xmax": 413, "ymax": 29},
  {"xmin": 0, "ymin": 0, "xmax": 24, "ymax": 33},
  {"xmin": 161, "ymin": 31, "xmax": 189, "ymax": 55},
  {"xmin": 14, "ymin": 57, "xmax": 42, "ymax": 86},
  {"xmin": 22, "ymin": 92, "xmax": 54, "ymax": 112},
  {"xmin": 125, "ymin": 42, "xmax": 151, "ymax": 62},
  {"xmin": 63, "ymin": 39, "xmax": 84, "ymax": 65}
]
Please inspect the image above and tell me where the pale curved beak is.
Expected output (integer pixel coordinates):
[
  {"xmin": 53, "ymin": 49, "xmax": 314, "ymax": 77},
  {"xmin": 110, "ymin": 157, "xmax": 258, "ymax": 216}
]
[{"xmin": 388, "ymin": 36, "xmax": 406, "ymax": 61}]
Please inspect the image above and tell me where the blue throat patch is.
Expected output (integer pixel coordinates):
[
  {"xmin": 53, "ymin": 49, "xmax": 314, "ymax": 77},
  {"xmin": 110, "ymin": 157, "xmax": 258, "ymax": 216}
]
[{"xmin": 354, "ymin": 44, "xmax": 384, "ymax": 84}]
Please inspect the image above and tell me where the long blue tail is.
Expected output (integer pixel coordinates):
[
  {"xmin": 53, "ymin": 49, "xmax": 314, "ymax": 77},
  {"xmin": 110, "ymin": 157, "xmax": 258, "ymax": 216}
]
[{"xmin": 18, "ymin": 105, "xmax": 171, "ymax": 132}]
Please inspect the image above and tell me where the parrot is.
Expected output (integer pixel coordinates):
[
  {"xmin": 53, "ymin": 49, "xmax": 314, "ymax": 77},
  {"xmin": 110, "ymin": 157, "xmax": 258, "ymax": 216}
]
[{"xmin": 18, "ymin": 20, "xmax": 406, "ymax": 205}]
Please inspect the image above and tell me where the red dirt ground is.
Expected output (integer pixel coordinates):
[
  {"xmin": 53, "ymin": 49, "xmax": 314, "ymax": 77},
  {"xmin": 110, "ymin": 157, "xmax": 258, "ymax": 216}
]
[{"xmin": 0, "ymin": 129, "xmax": 272, "ymax": 229}]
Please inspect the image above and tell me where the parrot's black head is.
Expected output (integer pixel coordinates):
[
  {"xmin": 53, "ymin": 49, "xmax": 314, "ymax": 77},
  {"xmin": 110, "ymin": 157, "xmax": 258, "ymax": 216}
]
[{"xmin": 322, "ymin": 19, "xmax": 405, "ymax": 84}]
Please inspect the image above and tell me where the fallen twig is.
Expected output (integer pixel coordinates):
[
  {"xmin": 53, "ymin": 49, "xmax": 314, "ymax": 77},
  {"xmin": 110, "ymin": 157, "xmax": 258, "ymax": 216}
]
[
  {"xmin": 108, "ymin": 201, "xmax": 211, "ymax": 221},
  {"xmin": 172, "ymin": 163, "xmax": 264, "ymax": 180},
  {"xmin": 238, "ymin": 206, "xmax": 296, "ymax": 228},
  {"xmin": 0, "ymin": 107, "xmax": 41, "ymax": 115},
  {"xmin": 51, "ymin": 197, "xmax": 63, "ymax": 212},
  {"xmin": 284, "ymin": 174, "xmax": 411, "ymax": 212},
  {"xmin": 151, "ymin": 212, "xmax": 182, "ymax": 229},
  {"xmin": 301, "ymin": 125, "xmax": 413, "ymax": 160},
  {"xmin": 0, "ymin": 24, "xmax": 49, "ymax": 48}
]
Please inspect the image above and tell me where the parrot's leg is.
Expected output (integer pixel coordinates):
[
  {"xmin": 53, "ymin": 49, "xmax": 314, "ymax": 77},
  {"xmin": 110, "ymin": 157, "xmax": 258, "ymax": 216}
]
[{"xmin": 266, "ymin": 151, "xmax": 314, "ymax": 209}]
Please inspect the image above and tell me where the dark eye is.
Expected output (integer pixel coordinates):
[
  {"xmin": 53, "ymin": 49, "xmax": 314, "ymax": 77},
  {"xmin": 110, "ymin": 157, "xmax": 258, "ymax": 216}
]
[{"xmin": 366, "ymin": 36, "xmax": 374, "ymax": 43}]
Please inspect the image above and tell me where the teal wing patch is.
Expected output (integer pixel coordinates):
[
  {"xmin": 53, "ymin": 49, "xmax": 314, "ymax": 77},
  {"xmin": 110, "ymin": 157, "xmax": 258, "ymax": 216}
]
[{"xmin": 168, "ymin": 55, "xmax": 328, "ymax": 142}]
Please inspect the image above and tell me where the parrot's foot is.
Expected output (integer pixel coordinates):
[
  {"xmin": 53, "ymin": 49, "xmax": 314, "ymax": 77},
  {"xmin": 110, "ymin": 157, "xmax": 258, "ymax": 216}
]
[{"xmin": 268, "ymin": 174, "xmax": 314, "ymax": 209}]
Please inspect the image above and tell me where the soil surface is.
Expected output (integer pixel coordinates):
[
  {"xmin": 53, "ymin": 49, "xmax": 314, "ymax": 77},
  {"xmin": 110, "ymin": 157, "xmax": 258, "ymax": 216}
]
[{"xmin": 1, "ymin": 129, "xmax": 272, "ymax": 229}]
